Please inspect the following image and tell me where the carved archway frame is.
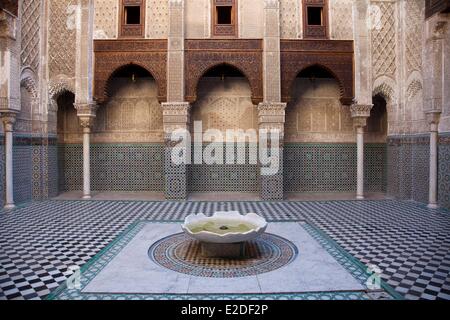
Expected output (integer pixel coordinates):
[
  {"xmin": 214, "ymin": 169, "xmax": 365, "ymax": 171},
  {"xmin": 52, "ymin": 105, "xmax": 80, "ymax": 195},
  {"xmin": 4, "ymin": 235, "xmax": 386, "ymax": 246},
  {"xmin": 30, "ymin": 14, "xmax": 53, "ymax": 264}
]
[
  {"xmin": 185, "ymin": 39, "xmax": 264, "ymax": 105},
  {"xmin": 93, "ymin": 39, "xmax": 168, "ymax": 104},
  {"xmin": 280, "ymin": 40, "xmax": 355, "ymax": 105}
]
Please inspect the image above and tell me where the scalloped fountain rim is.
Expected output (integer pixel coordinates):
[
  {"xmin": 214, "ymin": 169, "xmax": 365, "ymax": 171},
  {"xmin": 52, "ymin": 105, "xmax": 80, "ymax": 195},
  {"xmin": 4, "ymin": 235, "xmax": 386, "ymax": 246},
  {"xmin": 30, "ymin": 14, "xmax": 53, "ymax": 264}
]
[{"xmin": 181, "ymin": 211, "xmax": 268, "ymax": 243}]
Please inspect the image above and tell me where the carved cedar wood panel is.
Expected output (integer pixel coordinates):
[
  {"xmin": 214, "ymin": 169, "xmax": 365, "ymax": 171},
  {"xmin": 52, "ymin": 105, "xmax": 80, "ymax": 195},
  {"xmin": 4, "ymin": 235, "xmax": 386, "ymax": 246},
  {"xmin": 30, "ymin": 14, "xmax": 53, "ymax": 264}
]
[
  {"xmin": 94, "ymin": 39, "xmax": 167, "ymax": 103},
  {"xmin": 185, "ymin": 39, "xmax": 263, "ymax": 105},
  {"xmin": 280, "ymin": 40, "xmax": 354, "ymax": 105}
]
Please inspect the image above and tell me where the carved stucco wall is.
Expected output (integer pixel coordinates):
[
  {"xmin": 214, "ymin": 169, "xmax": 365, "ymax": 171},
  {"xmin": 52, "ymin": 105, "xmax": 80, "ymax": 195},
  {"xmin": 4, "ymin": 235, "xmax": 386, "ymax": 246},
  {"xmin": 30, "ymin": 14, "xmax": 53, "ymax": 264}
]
[
  {"xmin": 94, "ymin": 0, "xmax": 118, "ymax": 39},
  {"xmin": 239, "ymin": 0, "xmax": 264, "ymax": 39},
  {"xmin": 191, "ymin": 78, "xmax": 258, "ymax": 141},
  {"xmin": 48, "ymin": 0, "xmax": 76, "ymax": 80},
  {"xmin": 329, "ymin": 0, "xmax": 354, "ymax": 40},
  {"xmin": 16, "ymin": 87, "xmax": 33, "ymax": 134},
  {"xmin": 402, "ymin": 0, "xmax": 427, "ymax": 134},
  {"xmin": 372, "ymin": 1, "xmax": 397, "ymax": 79},
  {"xmin": 285, "ymin": 78, "xmax": 386, "ymax": 143},
  {"xmin": 20, "ymin": 0, "xmax": 41, "ymax": 72},
  {"xmin": 58, "ymin": 78, "xmax": 163, "ymax": 143},
  {"xmin": 185, "ymin": 0, "xmax": 210, "ymax": 38},
  {"xmin": 146, "ymin": 0, "xmax": 169, "ymax": 39},
  {"xmin": 280, "ymin": 0, "xmax": 301, "ymax": 39},
  {"xmin": 285, "ymin": 78, "xmax": 354, "ymax": 143}
]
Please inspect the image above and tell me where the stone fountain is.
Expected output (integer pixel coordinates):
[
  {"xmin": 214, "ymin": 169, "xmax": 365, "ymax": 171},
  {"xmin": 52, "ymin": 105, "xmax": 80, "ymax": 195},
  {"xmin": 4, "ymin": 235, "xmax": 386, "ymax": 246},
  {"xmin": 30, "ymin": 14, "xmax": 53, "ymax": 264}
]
[{"xmin": 181, "ymin": 211, "xmax": 268, "ymax": 258}]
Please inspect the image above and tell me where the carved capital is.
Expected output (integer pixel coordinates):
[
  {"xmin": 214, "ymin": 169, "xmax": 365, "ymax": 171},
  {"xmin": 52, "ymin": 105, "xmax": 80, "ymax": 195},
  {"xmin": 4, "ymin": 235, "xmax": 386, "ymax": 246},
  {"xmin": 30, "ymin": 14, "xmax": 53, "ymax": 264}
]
[
  {"xmin": 258, "ymin": 103, "xmax": 286, "ymax": 138},
  {"xmin": 425, "ymin": 111, "xmax": 441, "ymax": 131},
  {"xmin": 75, "ymin": 103, "xmax": 98, "ymax": 129},
  {"xmin": 162, "ymin": 102, "xmax": 191, "ymax": 133},
  {"xmin": 350, "ymin": 103, "xmax": 373, "ymax": 128},
  {"xmin": 0, "ymin": 111, "xmax": 18, "ymax": 132},
  {"xmin": 78, "ymin": 116, "xmax": 96, "ymax": 130}
]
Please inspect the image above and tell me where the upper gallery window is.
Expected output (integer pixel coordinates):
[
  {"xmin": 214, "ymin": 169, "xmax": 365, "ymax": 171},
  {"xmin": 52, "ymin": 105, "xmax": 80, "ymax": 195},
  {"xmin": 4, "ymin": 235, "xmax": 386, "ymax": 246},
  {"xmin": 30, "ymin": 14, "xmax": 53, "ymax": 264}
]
[
  {"xmin": 303, "ymin": 0, "xmax": 328, "ymax": 39},
  {"xmin": 120, "ymin": 0, "xmax": 145, "ymax": 38},
  {"xmin": 212, "ymin": 0, "xmax": 237, "ymax": 37}
]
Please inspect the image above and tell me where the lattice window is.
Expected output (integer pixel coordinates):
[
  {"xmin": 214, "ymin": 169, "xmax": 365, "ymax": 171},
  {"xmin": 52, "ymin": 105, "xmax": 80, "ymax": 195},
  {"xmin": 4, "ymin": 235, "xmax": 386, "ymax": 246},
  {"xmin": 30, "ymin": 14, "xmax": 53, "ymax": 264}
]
[
  {"xmin": 303, "ymin": 0, "xmax": 328, "ymax": 39},
  {"xmin": 212, "ymin": 0, "xmax": 238, "ymax": 37},
  {"xmin": 120, "ymin": 0, "xmax": 145, "ymax": 38}
]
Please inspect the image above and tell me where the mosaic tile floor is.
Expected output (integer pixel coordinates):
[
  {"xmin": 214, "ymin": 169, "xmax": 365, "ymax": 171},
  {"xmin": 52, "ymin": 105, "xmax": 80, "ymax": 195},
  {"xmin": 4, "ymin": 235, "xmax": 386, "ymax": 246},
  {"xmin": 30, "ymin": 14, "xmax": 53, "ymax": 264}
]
[
  {"xmin": 47, "ymin": 221, "xmax": 397, "ymax": 300},
  {"xmin": 0, "ymin": 199, "xmax": 449, "ymax": 300}
]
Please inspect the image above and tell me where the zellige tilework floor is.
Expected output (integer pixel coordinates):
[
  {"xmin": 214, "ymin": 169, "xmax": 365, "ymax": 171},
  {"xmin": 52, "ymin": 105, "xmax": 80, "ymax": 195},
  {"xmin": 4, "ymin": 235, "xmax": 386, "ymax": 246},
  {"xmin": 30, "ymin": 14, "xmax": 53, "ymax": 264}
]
[{"xmin": 0, "ymin": 200, "xmax": 449, "ymax": 300}]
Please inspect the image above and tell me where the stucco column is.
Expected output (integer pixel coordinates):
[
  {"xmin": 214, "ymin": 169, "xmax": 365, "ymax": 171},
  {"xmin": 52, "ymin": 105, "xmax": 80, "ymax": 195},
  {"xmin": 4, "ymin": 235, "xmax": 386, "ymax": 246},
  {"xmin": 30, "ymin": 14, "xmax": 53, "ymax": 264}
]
[
  {"xmin": 258, "ymin": 1, "xmax": 285, "ymax": 200},
  {"xmin": 351, "ymin": 104, "xmax": 373, "ymax": 200},
  {"xmin": 1, "ymin": 112, "xmax": 17, "ymax": 209},
  {"xmin": 257, "ymin": 103, "xmax": 286, "ymax": 200},
  {"xmin": 426, "ymin": 112, "xmax": 441, "ymax": 209},
  {"xmin": 75, "ymin": 104, "xmax": 97, "ymax": 199},
  {"xmin": 162, "ymin": 102, "xmax": 191, "ymax": 200},
  {"xmin": 163, "ymin": 1, "xmax": 189, "ymax": 200}
]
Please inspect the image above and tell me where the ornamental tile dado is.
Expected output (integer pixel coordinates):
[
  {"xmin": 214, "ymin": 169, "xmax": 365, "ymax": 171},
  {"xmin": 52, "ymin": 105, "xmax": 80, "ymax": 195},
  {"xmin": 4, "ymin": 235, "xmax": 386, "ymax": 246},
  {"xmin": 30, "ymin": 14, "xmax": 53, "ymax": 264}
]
[
  {"xmin": 284, "ymin": 143, "xmax": 387, "ymax": 193},
  {"xmin": 58, "ymin": 144, "xmax": 164, "ymax": 192}
]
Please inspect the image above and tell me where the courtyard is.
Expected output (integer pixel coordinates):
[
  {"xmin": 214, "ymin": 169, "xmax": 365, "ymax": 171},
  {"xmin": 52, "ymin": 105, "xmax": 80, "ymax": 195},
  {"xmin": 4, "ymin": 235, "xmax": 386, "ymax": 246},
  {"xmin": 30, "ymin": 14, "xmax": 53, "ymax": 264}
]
[{"xmin": 0, "ymin": 198, "xmax": 449, "ymax": 300}]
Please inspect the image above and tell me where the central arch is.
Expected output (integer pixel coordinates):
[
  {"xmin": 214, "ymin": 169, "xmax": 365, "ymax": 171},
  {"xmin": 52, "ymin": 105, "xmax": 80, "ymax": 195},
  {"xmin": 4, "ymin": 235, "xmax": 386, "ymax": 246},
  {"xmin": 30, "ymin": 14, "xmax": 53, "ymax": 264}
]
[
  {"xmin": 189, "ymin": 64, "xmax": 259, "ymax": 194},
  {"xmin": 186, "ymin": 61, "xmax": 263, "ymax": 105}
]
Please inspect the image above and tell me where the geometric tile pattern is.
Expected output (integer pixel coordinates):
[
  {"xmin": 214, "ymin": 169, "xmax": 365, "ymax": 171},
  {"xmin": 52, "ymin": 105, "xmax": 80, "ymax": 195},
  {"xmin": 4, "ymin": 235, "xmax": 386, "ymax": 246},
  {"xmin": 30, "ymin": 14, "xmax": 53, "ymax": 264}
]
[
  {"xmin": 12, "ymin": 135, "xmax": 33, "ymax": 205},
  {"xmin": 412, "ymin": 142, "xmax": 430, "ymax": 204},
  {"xmin": 13, "ymin": 144, "xmax": 32, "ymax": 205},
  {"xmin": 58, "ymin": 144, "xmax": 164, "ymax": 192},
  {"xmin": 189, "ymin": 143, "xmax": 259, "ymax": 193},
  {"xmin": 0, "ymin": 144, "xmax": 4, "ymax": 208},
  {"xmin": 164, "ymin": 143, "xmax": 189, "ymax": 200},
  {"xmin": 386, "ymin": 134, "xmax": 450, "ymax": 210},
  {"xmin": 0, "ymin": 200, "xmax": 449, "ymax": 300},
  {"xmin": 149, "ymin": 232, "xmax": 298, "ymax": 278},
  {"xmin": 47, "ymin": 144, "xmax": 59, "ymax": 198},
  {"xmin": 284, "ymin": 143, "xmax": 387, "ymax": 192},
  {"xmin": 439, "ymin": 134, "xmax": 450, "ymax": 210}
]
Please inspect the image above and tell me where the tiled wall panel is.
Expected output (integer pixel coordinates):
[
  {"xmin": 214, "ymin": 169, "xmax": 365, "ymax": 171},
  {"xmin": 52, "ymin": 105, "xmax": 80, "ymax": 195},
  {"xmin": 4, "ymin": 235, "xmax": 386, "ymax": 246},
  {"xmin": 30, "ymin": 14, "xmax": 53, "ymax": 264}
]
[
  {"xmin": 284, "ymin": 143, "xmax": 387, "ymax": 193},
  {"xmin": 58, "ymin": 144, "xmax": 164, "ymax": 192}
]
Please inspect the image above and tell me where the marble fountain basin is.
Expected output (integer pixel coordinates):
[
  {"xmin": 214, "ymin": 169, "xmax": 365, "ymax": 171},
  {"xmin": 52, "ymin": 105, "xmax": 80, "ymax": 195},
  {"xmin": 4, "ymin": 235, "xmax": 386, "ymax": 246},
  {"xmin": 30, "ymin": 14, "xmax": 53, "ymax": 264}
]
[{"xmin": 181, "ymin": 211, "xmax": 268, "ymax": 244}]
